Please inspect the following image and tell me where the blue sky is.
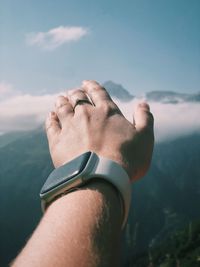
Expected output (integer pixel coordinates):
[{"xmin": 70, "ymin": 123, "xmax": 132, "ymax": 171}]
[{"xmin": 0, "ymin": 0, "xmax": 199, "ymax": 95}]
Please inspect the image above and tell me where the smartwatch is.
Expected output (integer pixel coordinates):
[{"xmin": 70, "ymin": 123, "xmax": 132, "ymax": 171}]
[{"xmin": 40, "ymin": 152, "xmax": 131, "ymax": 228}]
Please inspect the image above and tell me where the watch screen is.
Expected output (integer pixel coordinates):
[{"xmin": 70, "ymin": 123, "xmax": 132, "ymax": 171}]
[{"xmin": 41, "ymin": 152, "xmax": 92, "ymax": 194}]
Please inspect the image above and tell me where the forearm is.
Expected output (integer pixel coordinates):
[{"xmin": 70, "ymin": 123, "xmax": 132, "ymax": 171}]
[
  {"xmin": 12, "ymin": 180, "xmax": 122, "ymax": 267},
  {"xmin": 12, "ymin": 79, "xmax": 154, "ymax": 267}
]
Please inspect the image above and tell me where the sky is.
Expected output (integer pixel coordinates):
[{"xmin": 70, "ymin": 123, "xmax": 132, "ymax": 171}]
[
  {"xmin": 0, "ymin": 0, "xmax": 200, "ymax": 140},
  {"xmin": 0, "ymin": 0, "xmax": 200, "ymax": 95}
]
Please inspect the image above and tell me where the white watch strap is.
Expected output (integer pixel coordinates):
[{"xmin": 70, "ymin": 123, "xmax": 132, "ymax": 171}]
[{"xmin": 86, "ymin": 155, "xmax": 132, "ymax": 228}]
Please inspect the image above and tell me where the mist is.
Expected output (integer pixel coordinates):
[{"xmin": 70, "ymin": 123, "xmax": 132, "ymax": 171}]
[
  {"xmin": 0, "ymin": 93, "xmax": 199, "ymax": 142},
  {"xmin": 115, "ymin": 99, "xmax": 200, "ymax": 142}
]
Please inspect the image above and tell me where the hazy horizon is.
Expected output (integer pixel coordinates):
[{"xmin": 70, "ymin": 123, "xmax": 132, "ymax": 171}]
[{"xmin": 0, "ymin": 81, "xmax": 200, "ymax": 143}]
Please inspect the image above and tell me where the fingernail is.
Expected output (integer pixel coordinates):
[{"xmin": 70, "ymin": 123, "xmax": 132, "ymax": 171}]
[
  {"xmin": 82, "ymin": 80, "xmax": 89, "ymax": 85},
  {"xmin": 67, "ymin": 89, "xmax": 74, "ymax": 95},
  {"xmin": 139, "ymin": 102, "xmax": 150, "ymax": 110}
]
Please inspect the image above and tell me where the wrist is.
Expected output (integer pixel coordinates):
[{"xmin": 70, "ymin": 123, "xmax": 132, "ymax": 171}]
[{"xmin": 41, "ymin": 152, "xmax": 131, "ymax": 228}]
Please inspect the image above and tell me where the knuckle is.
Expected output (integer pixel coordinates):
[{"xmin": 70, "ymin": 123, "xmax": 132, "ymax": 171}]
[
  {"xmin": 100, "ymin": 102, "xmax": 120, "ymax": 117},
  {"xmin": 89, "ymin": 83, "xmax": 105, "ymax": 93},
  {"xmin": 89, "ymin": 86, "xmax": 101, "ymax": 94},
  {"xmin": 57, "ymin": 104, "xmax": 69, "ymax": 114},
  {"xmin": 101, "ymin": 102, "xmax": 112, "ymax": 114},
  {"xmin": 76, "ymin": 106, "xmax": 89, "ymax": 118},
  {"xmin": 70, "ymin": 89, "xmax": 83, "ymax": 96}
]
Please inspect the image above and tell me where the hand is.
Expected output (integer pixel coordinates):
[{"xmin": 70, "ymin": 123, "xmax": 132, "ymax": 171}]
[{"xmin": 45, "ymin": 80, "xmax": 154, "ymax": 181}]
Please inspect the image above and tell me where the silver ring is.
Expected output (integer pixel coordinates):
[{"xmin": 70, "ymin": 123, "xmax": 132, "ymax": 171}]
[{"xmin": 74, "ymin": 99, "xmax": 93, "ymax": 109}]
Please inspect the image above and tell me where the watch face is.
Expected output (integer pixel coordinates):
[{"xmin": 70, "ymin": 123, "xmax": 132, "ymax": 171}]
[{"xmin": 40, "ymin": 152, "xmax": 92, "ymax": 195}]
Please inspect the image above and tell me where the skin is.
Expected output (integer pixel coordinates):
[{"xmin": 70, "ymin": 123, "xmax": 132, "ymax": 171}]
[
  {"xmin": 46, "ymin": 80, "xmax": 154, "ymax": 180},
  {"xmin": 12, "ymin": 80, "xmax": 154, "ymax": 267}
]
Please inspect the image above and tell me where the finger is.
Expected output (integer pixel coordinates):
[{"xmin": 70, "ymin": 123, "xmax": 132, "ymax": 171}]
[
  {"xmin": 55, "ymin": 95, "xmax": 74, "ymax": 124},
  {"xmin": 134, "ymin": 102, "xmax": 154, "ymax": 133},
  {"xmin": 81, "ymin": 80, "xmax": 113, "ymax": 107},
  {"xmin": 67, "ymin": 89, "xmax": 93, "ymax": 109},
  {"xmin": 45, "ymin": 111, "xmax": 61, "ymax": 141}
]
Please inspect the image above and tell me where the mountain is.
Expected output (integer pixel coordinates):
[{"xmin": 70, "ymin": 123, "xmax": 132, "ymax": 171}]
[
  {"xmin": 103, "ymin": 81, "xmax": 134, "ymax": 102},
  {"xmin": 0, "ymin": 129, "xmax": 200, "ymax": 266},
  {"xmin": 134, "ymin": 134, "xmax": 200, "ymax": 234},
  {"xmin": 146, "ymin": 91, "xmax": 200, "ymax": 103},
  {"xmin": 0, "ymin": 131, "xmax": 28, "ymax": 148},
  {"xmin": 103, "ymin": 81, "xmax": 200, "ymax": 104},
  {"xmin": 0, "ymin": 129, "xmax": 53, "ymax": 266}
]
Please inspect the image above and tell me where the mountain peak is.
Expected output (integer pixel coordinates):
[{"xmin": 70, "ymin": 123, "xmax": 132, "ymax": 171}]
[{"xmin": 103, "ymin": 81, "xmax": 134, "ymax": 102}]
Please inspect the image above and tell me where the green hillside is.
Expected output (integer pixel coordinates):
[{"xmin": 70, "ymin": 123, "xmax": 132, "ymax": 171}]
[
  {"xmin": 129, "ymin": 220, "xmax": 200, "ymax": 267},
  {"xmin": 0, "ymin": 130, "xmax": 200, "ymax": 266}
]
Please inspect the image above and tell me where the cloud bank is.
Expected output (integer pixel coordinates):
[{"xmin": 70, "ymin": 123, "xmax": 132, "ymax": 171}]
[
  {"xmin": 0, "ymin": 92, "xmax": 59, "ymax": 132},
  {"xmin": 26, "ymin": 26, "xmax": 89, "ymax": 50},
  {"xmin": 0, "ymin": 89, "xmax": 199, "ymax": 142},
  {"xmin": 115, "ymin": 99, "xmax": 200, "ymax": 142}
]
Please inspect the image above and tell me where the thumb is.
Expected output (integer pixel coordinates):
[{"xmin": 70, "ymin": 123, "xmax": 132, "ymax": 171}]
[{"xmin": 134, "ymin": 102, "xmax": 154, "ymax": 133}]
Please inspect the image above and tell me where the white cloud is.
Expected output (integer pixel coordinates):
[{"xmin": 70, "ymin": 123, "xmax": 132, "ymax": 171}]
[
  {"xmin": 149, "ymin": 102, "xmax": 200, "ymax": 142},
  {"xmin": 26, "ymin": 26, "xmax": 89, "ymax": 50},
  {"xmin": 0, "ymin": 93, "xmax": 61, "ymax": 131},
  {"xmin": 0, "ymin": 91, "xmax": 199, "ymax": 142},
  {"xmin": 115, "ymin": 99, "xmax": 200, "ymax": 142}
]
